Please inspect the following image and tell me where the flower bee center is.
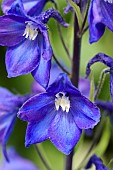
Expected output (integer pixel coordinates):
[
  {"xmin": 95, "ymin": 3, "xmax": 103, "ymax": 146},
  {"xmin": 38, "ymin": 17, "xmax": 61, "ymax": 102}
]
[
  {"xmin": 55, "ymin": 92, "xmax": 70, "ymax": 113},
  {"xmin": 23, "ymin": 21, "xmax": 38, "ymax": 40},
  {"xmin": 104, "ymin": 0, "xmax": 113, "ymax": 3}
]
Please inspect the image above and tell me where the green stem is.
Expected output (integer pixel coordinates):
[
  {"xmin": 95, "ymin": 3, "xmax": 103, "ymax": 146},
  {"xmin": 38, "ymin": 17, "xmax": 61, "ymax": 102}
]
[
  {"xmin": 94, "ymin": 68, "xmax": 110, "ymax": 100},
  {"xmin": 35, "ymin": 145, "xmax": 51, "ymax": 170}
]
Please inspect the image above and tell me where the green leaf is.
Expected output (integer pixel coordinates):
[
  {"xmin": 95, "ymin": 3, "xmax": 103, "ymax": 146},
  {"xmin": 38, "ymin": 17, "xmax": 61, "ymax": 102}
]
[
  {"xmin": 89, "ymin": 71, "xmax": 95, "ymax": 102},
  {"xmin": 68, "ymin": 0, "xmax": 82, "ymax": 29}
]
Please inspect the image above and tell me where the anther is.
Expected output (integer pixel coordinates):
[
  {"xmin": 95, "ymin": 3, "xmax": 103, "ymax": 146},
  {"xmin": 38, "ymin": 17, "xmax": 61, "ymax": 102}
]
[
  {"xmin": 23, "ymin": 22, "xmax": 38, "ymax": 40},
  {"xmin": 55, "ymin": 92, "xmax": 70, "ymax": 113}
]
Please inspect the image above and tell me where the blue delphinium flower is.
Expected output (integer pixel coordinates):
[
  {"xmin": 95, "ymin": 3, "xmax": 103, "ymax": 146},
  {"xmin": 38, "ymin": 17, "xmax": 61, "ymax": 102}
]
[
  {"xmin": 1, "ymin": 148, "xmax": 39, "ymax": 170},
  {"xmin": 2, "ymin": 0, "xmax": 53, "ymax": 16},
  {"xmin": 86, "ymin": 154, "xmax": 109, "ymax": 170},
  {"xmin": 85, "ymin": 53, "xmax": 113, "ymax": 101},
  {"xmin": 88, "ymin": 0, "xmax": 113, "ymax": 43},
  {"xmin": 18, "ymin": 73, "xmax": 100, "ymax": 155},
  {"xmin": 0, "ymin": 87, "xmax": 27, "ymax": 161},
  {"xmin": 0, "ymin": 1, "xmax": 68, "ymax": 88}
]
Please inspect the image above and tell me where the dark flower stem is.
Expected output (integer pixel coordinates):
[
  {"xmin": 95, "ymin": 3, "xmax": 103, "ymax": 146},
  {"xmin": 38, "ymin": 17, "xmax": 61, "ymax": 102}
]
[
  {"xmin": 65, "ymin": 12, "xmax": 81, "ymax": 170},
  {"xmin": 35, "ymin": 145, "xmax": 51, "ymax": 170},
  {"xmin": 71, "ymin": 13, "xmax": 81, "ymax": 88}
]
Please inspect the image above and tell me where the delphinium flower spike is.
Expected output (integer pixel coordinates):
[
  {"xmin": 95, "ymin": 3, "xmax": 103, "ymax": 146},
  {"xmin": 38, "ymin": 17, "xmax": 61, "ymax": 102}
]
[
  {"xmin": 0, "ymin": 87, "xmax": 27, "ymax": 161},
  {"xmin": 85, "ymin": 53, "xmax": 113, "ymax": 101},
  {"xmin": 0, "ymin": 1, "xmax": 69, "ymax": 88},
  {"xmin": 88, "ymin": 0, "xmax": 113, "ymax": 43},
  {"xmin": 18, "ymin": 73, "xmax": 100, "ymax": 155}
]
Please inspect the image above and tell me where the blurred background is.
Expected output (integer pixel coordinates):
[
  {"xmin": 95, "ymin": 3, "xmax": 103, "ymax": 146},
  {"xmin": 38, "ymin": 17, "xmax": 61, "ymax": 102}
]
[{"xmin": 0, "ymin": 0, "xmax": 113, "ymax": 169}]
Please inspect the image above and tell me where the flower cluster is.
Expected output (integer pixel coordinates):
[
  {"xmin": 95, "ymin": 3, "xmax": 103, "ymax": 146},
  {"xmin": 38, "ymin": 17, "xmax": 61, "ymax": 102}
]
[{"xmin": 0, "ymin": 0, "xmax": 113, "ymax": 169}]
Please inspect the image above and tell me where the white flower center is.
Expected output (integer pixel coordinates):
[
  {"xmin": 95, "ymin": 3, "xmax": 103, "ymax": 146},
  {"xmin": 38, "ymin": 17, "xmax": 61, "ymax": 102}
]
[
  {"xmin": 23, "ymin": 21, "xmax": 38, "ymax": 40},
  {"xmin": 104, "ymin": 0, "xmax": 113, "ymax": 3},
  {"xmin": 55, "ymin": 92, "xmax": 70, "ymax": 113}
]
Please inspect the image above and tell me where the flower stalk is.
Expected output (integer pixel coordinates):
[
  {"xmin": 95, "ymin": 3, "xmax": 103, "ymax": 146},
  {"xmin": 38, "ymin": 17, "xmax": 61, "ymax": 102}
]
[
  {"xmin": 35, "ymin": 145, "xmax": 51, "ymax": 170},
  {"xmin": 65, "ymin": 11, "xmax": 82, "ymax": 170}
]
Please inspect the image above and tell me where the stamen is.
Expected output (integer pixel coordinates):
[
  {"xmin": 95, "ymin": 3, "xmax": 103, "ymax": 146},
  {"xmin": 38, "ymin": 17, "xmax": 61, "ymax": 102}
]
[
  {"xmin": 55, "ymin": 92, "xmax": 70, "ymax": 113},
  {"xmin": 104, "ymin": 0, "xmax": 113, "ymax": 3},
  {"xmin": 23, "ymin": 22, "xmax": 38, "ymax": 41}
]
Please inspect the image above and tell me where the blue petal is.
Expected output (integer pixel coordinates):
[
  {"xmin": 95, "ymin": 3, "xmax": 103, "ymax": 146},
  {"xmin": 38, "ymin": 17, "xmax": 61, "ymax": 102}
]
[
  {"xmin": 37, "ymin": 30, "xmax": 52, "ymax": 61},
  {"xmin": 2, "ymin": 0, "xmax": 14, "ymax": 13},
  {"xmin": 25, "ymin": 109, "xmax": 55, "ymax": 147},
  {"xmin": 32, "ymin": 58, "xmax": 51, "ymax": 88},
  {"xmin": 7, "ymin": 0, "xmax": 26, "ymax": 16},
  {"xmin": 32, "ymin": 32, "xmax": 52, "ymax": 88},
  {"xmin": 101, "ymin": 1, "xmax": 113, "ymax": 32},
  {"xmin": 71, "ymin": 95, "xmax": 100, "ymax": 129},
  {"xmin": 88, "ymin": 0, "xmax": 113, "ymax": 43},
  {"xmin": 0, "ymin": 87, "xmax": 25, "ymax": 111},
  {"xmin": 88, "ymin": 0, "xmax": 105, "ymax": 43},
  {"xmin": 18, "ymin": 93, "xmax": 55, "ymax": 122},
  {"xmin": 31, "ymin": 81, "xmax": 45, "ymax": 94},
  {"xmin": 2, "ymin": 0, "xmax": 24, "ymax": 15},
  {"xmin": 48, "ymin": 110, "xmax": 82, "ymax": 155},
  {"xmin": 78, "ymin": 78, "xmax": 90, "ymax": 98},
  {"xmin": 2, "ymin": 115, "xmax": 16, "ymax": 161},
  {"xmin": 47, "ymin": 73, "xmax": 81, "ymax": 95},
  {"xmin": 0, "ymin": 15, "xmax": 26, "ymax": 46},
  {"xmin": 2, "ymin": 0, "xmax": 49, "ymax": 17},
  {"xmin": 26, "ymin": 0, "xmax": 47, "ymax": 16},
  {"xmin": 6, "ymin": 38, "xmax": 40, "ymax": 77}
]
